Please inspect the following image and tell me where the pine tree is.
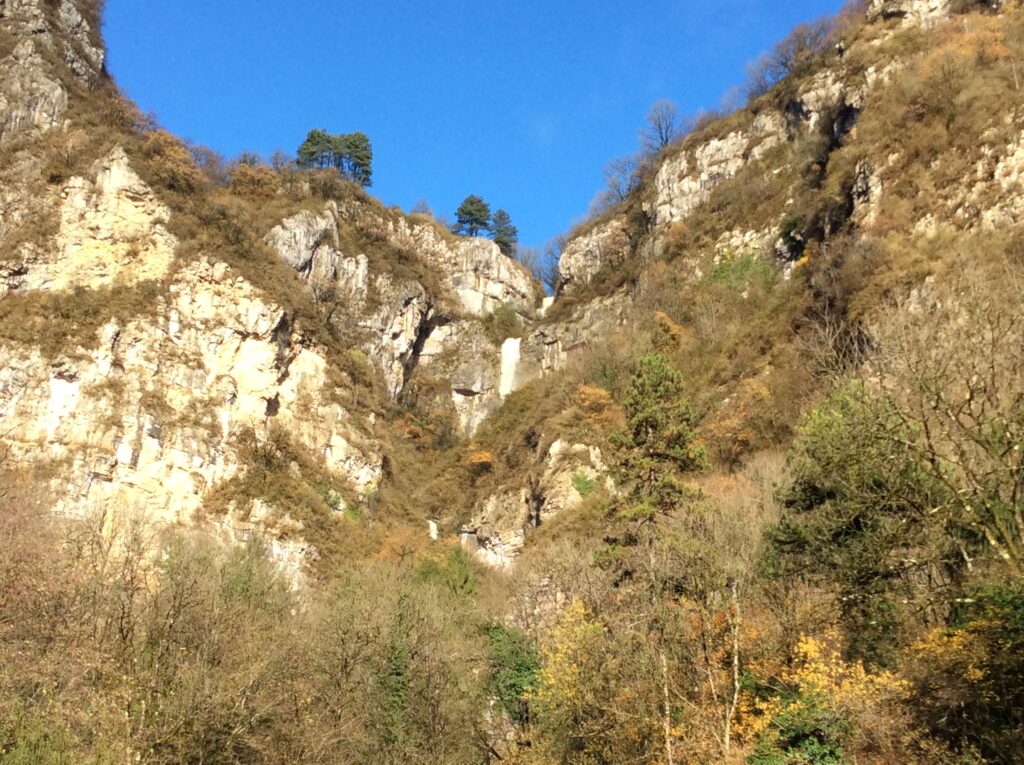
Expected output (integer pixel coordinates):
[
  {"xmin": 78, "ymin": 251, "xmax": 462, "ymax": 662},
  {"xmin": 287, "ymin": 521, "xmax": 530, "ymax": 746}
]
[
  {"xmin": 296, "ymin": 129, "xmax": 373, "ymax": 187},
  {"xmin": 296, "ymin": 128, "xmax": 333, "ymax": 169},
  {"xmin": 611, "ymin": 353, "xmax": 706, "ymax": 523},
  {"xmin": 453, "ymin": 195, "xmax": 491, "ymax": 237},
  {"xmin": 342, "ymin": 131, "xmax": 373, "ymax": 187},
  {"xmin": 490, "ymin": 208, "xmax": 518, "ymax": 257}
]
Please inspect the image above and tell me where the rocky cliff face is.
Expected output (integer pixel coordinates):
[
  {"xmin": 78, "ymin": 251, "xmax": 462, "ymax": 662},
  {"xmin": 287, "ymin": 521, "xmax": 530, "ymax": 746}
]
[
  {"xmin": 0, "ymin": 0, "xmax": 565, "ymax": 572},
  {"xmin": 463, "ymin": 0, "xmax": 1024, "ymax": 568},
  {"xmin": 554, "ymin": 1, "xmax": 962, "ymax": 295},
  {"xmin": 0, "ymin": 251, "xmax": 381, "ymax": 576},
  {"xmin": 868, "ymin": 0, "xmax": 958, "ymax": 24},
  {"xmin": 461, "ymin": 438, "xmax": 612, "ymax": 567},
  {"xmin": 0, "ymin": 0, "xmax": 103, "ymax": 141},
  {"xmin": 2, "ymin": 0, "xmax": 1014, "ymax": 577},
  {"xmin": 266, "ymin": 197, "xmax": 541, "ymax": 433},
  {"xmin": 2, "ymin": 147, "xmax": 176, "ymax": 293}
]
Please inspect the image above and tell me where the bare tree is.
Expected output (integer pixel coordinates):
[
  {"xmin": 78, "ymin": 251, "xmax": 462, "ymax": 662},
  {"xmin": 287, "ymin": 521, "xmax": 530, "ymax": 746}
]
[
  {"xmin": 592, "ymin": 154, "xmax": 644, "ymax": 214},
  {"xmin": 642, "ymin": 99, "xmax": 682, "ymax": 153},
  {"xmin": 866, "ymin": 271, "xmax": 1024, "ymax": 573},
  {"xmin": 409, "ymin": 197, "xmax": 433, "ymax": 217},
  {"xmin": 746, "ymin": 17, "xmax": 835, "ymax": 100}
]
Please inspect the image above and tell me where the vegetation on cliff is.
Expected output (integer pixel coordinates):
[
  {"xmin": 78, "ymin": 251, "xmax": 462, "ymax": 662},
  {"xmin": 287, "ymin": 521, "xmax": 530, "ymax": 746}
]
[{"xmin": 1, "ymin": 0, "xmax": 1023, "ymax": 763}]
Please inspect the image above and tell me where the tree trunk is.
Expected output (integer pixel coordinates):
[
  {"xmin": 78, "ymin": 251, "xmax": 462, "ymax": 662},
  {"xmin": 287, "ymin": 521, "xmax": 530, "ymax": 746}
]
[{"xmin": 661, "ymin": 650, "xmax": 674, "ymax": 765}]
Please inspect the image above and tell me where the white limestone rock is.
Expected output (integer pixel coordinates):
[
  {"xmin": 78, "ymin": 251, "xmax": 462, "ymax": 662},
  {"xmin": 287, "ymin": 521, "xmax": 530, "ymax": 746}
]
[
  {"xmin": 651, "ymin": 111, "xmax": 786, "ymax": 227},
  {"xmin": 265, "ymin": 202, "xmax": 340, "ymax": 293},
  {"xmin": 335, "ymin": 199, "xmax": 538, "ymax": 317},
  {"xmin": 2, "ymin": 147, "xmax": 177, "ymax": 295},
  {"xmin": 557, "ymin": 218, "xmax": 630, "ymax": 292},
  {"xmin": 0, "ymin": 259, "xmax": 382, "ymax": 568},
  {"xmin": 461, "ymin": 439, "xmax": 612, "ymax": 568},
  {"xmin": 0, "ymin": 0, "xmax": 105, "ymax": 141},
  {"xmin": 868, "ymin": 0, "xmax": 954, "ymax": 25},
  {"xmin": 0, "ymin": 40, "xmax": 68, "ymax": 139}
]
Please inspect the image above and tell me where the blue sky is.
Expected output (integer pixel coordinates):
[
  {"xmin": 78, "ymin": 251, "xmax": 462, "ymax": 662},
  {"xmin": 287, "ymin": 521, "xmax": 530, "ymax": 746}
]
[{"xmin": 103, "ymin": 0, "xmax": 843, "ymax": 249}]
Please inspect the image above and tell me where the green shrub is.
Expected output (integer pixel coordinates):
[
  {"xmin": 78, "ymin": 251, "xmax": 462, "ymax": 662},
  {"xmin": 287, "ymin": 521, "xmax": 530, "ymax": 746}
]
[
  {"xmin": 480, "ymin": 303, "xmax": 524, "ymax": 345},
  {"xmin": 709, "ymin": 250, "xmax": 777, "ymax": 291},
  {"xmin": 571, "ymin": 470, "xmax": 597, "ymax": 497},
  {"xmin": 413, "ymin": 547, "xmax": 478, "ymax": 600},
  {"xmin": 748, "ymin": 694, "xmax": 852, "ymax": 765},
  {"xmin": 486, "ymin": 624, "xmax": 541, "ymax": 725}
]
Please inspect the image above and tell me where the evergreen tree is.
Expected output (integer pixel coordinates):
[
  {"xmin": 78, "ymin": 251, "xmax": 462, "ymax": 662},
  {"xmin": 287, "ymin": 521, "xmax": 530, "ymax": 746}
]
[
  {"xmin": 296, "ymin": 129, "xmax": 373, "ymax": 187},
  {"xmin": 611, "ymin": 353, "xmax": 706, "ymax": 523},
  {"xmin": 296, "ymin": 128, "xmax": 333, "ymax": 170},
  {"xmin": 342, "ymin": 131, "xmax": 373, "ymax": 187},
  {"xmin": 453, "ymin": 195, "xmax": 491, "ymax": 237},
  {"xmin": 490, "ymin": 208, "xmax": 518, "ymax": 257}
]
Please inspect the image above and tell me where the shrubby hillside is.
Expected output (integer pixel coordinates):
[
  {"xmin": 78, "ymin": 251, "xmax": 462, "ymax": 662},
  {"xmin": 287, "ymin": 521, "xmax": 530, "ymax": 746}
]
[{"xmin": 0, "ymin": 0, "xmax": 1022, "ymax": 762}]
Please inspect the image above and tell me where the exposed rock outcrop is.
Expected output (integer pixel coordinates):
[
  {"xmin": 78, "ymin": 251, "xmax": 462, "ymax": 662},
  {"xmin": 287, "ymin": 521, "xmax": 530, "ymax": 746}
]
[
  {"xmin": 0, "ymin": 0, "xmax": 104, "ymax": 141},
  {"xmin": 0, "ymin": 258, "xmax": 381, "ymax": 530},
  {"xmin": 558, "ymin": 218, "xmax": 630, "ymax": 292},
  {"xmin": 651, "ymin": 111, "xmax": 787, "ymax": 228},
  {"xmin": 867, "ymin": 0, "xmax": 954, "ymax": 24},
  {"xmin": 334, "ymin": 200, "xmax": 538, "ymax": 317},
  {"xmin": 2, "ymin": 147, "xmax": 176, "ymax": 295},
  {"xmin": 267, "ymin": 199, "xmax": 541, "ymax": 433},
  {"xmin": 461, "ymin": 438, "xmax": 611, "ymax": 568},
  {"xmin": 265, "ymin": 202, "xmax": 341, "ymax": 295}
]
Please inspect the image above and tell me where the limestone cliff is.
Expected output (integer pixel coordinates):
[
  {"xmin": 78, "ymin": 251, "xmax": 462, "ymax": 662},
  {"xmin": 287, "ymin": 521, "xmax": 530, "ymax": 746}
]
[
  {"xmin": 265, "ymin": 197, "xmax": 540, "ymax": 433},
  {"xmin": 2, "ymin": 0, "xmax": 1018, "ymax": 579},
  {"xmin": 463, "ymin": 0, "xmax": 1024, "ymax": 567},
  {"xmin": 0, "ymin": 0, "xmax": 103, "ymax": 140}
]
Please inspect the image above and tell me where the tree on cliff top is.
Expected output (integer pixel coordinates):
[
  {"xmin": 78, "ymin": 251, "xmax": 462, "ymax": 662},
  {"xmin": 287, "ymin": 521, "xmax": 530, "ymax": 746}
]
[
  {"xmin": 641, "ymin": 99, "xmax": 682, "ymax": 153},
  {"xmin": 490, "ymin": 209, "xmax": 518, "ymax": 257},
  {"xmin": 296, "ymin": 129, "xmax": 373, "ymax": 187},
  {"xmin": 453, "ymin": 195, "xmax": 491, "ymax": 237}
]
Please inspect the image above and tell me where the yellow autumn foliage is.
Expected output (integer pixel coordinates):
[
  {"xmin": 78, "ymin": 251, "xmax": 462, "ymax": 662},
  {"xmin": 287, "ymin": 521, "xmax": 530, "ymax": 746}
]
[
  {"xmin": 530, "ymin": 599, "xmax": 604, "ymax": 718},
  {"xmin": 736, "ymin": 630, "xmax": 911, "ymax": 740}
]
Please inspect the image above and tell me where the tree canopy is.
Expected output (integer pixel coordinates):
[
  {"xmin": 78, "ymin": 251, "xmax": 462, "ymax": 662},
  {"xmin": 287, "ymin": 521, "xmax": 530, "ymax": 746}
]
[
  {"xmin": 453, "ymin": 194, "xmax": 491, "ymax": 237},
  {"xmin": 490, "ymin": 209, "xmax": 518, "ymax": 257},
  {"xmin": 296, "ymin": 129, "xmax": 373, "ymax": 187}
]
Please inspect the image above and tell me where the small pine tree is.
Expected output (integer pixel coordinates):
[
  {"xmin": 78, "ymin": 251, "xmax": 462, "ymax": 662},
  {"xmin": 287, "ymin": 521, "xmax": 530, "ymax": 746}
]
[
  {"xmin": 611, "ymin": 353, "xmax": 706, "ymax": 522},
  {"xmin": 453, "ymin": 195, "xmax": 491, "ymax": 237},
  {"xmin": 490, "ymin": 208, "xmax": 518, "ymax": 257}
]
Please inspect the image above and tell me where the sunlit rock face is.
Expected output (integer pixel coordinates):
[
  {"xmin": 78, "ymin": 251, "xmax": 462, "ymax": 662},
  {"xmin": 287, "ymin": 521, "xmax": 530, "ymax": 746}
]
[
  {"xmin": 0, "ymin": 139, "xmax": 381, "ymax": 570},
  {"xmin": 332, "ymin": 199, "xmax": 538, "ymax": 318},
  {"xmin": 867, "ymin": 0, "xmax": 954, "ymax": 25},
  {"xmin": 651, "ymin": 111, "xmax": 787, "ymax": 229},
  {"xmin": 461, "ymin": 438, "xmax": 613, "ymax": 568},
  {"xmin": 267, "ymin": 199, "xmax": 542, "ymax": 435},
  {"xmin": 557, "ymin": 219, "xmax": 630, "ymax": 293},
  {"xmin": 2, "ymin": 148, "xmax": 176, "ymax": 295},
  {"xmin": 0, "ymin": 256, "xmax": 381, "ymax": 527},
  {"xmin": 0, "ymin": 0, "xmax": 105, "ymax": 141}
]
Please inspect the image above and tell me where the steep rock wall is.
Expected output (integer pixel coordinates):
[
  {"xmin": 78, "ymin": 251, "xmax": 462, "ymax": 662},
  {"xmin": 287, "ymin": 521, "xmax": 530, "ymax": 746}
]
[
  {"xmin": 0, "ymin": 143, "xmax": 381, "ymax": 571},
  {"xmin": 267, "ymin": 200, "xmax": 541, "ymax": 434},
  {"xmin": 2, "ymin": 147, "xmax": 176, "ymax": 294},
  {"xmin": 0, "ymin": 0, "xmax": 104, "ymax": 141}
]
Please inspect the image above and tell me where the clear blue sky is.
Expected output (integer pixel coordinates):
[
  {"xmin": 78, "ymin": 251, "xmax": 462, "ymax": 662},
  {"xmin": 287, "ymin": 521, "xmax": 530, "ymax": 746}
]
[{"xmin": 102, "ymin": 0, "xmax": 843, "ymax": 249}]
